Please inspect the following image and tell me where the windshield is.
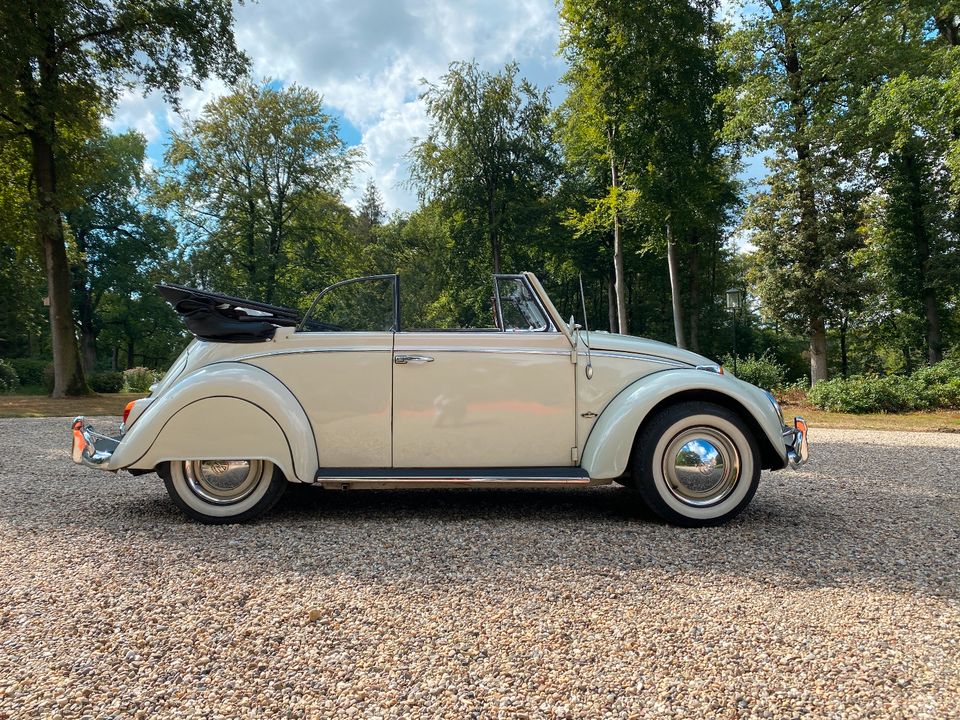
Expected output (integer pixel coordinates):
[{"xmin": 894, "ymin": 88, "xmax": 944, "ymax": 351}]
[{"xmin": 495, "ymin": 276, "xmax": 550, "ymax": 331}]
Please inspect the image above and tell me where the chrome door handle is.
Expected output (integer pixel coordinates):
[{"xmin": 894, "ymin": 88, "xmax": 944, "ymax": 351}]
[{"xmin": 394, "ymin": 354, "xmax": 435, "ymax": 364}]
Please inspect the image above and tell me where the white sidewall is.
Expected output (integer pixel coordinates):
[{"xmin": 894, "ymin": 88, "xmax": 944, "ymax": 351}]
[
  {"xmin": 169, "ymin": 460, "xmax": 275, "ymax": 518},
  {"xmin": 651, "ymin": 413, "xmax": 755, "ymax": 521}
]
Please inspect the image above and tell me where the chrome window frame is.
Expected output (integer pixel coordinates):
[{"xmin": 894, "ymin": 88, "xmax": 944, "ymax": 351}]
[{"xmin": 297, "ymin": 274, "xmax": 400, "ymax": 333}]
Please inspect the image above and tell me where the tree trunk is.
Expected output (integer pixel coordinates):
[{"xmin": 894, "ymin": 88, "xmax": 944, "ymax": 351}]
[
  {"xmin": 900, "ymin": 149, "xmax": 944, "ymax": 365},
  {"xmin": 71, "ymin": 237, "xmax": 98, "ymax": 374},
  {"xmin": 127, "ymin": 340, "xmax": 135, "ymax": 370},
  {"xmin": 30, "ymin": 130, "xmax": 87, "ymax": 397},
  {"xmin": 687, "ymin": 236, "xmax": 701, "ymax": 352},
  {"xmin": 608, "ymin": 131, "xmax": 628, "ymax": 334},
  {"xmin": 666, "ymin": 222, "xmax": 686, "ymax": 349},
  {"xmin": 923, "ymin": 290, "xmax": 942, "ymax": 364},
  {"xmin": 607, "ymin": 265, "xmax": 618, "ymax": 333},
  {"xmin": 809, "ymin": 315, "xmax": 828, "ymax": 385},
  {"xmin": 839, "ymin": 315, "xmax": 848, "ymax": 378},
  {"xmin": 783, "ymin": 1, "xmax": 826, "ymax": 384}
]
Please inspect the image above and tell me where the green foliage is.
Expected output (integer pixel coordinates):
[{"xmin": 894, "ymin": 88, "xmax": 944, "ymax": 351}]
[
  {"xmin": 808, "ymin": 375, "xmax": 915, "ymax": 414},
  {"xmin": 809, "ymin": 357, "xmax": 960, "ymax": 413},
  {"xmin": 0, "ymin": 359, "xmax": 18, "ymax": 393},
  {"xmin": 159, "ymin": 79, "xmax": 361, "ymax": 306},
  {"xmin": 89, "ymin": 372, "xmax": 124, "ymax": 394},
  {"xmin": 123, "ymin": 367, "xmax": 157, "ymax": 393},
  {"xmin": 721, "ymin": 352, "xmax": 787, "ymax": 391},
  {"xmin": 410, "ymin": 61, "xmax": 557, "ymax": 279},
  {"xmin": 0, "ymin": 0, "xmax": 249, "ymax": 396},
  {"xmin": 42, "ymin": 364, "xmax": 56, "ymax": 393},
  {"xmin": 5, "ymin": 359, "xmax": 48, "ymax": 388},
  {"xmin": 556, "ymin": 0, "xmax": 736, "ymax": 339}
]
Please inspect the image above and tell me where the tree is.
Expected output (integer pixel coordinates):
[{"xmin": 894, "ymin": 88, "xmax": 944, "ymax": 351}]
[
  {"xmin": 0, "ymin": 0, "xmax": 247, "ymax": 395},
  {"xmin": 0, "ymin": 139, "xmax": 46, "ymax": 358},
  {"xmin": 357, "ymin": 179, "xmax": 386, "ymax": 242},
  {"xmin": 160, "ymin": 79, "xmax": 360, "ymax": 304},
  {"xmin": 558, "ymin": 0, "xmax": 735, "ymax": 343},
  {"xmin": 556, "ymin": 0, "xmax": 637, "ymax": 333},
  {"xmin": 409, "ymin": 61, "xmax": 558, "ymax": 276},
  {"xmin": 865, "ymin": 2, "xmax": 960, "ymax": 364},
  {"xmin": 721, "ymin": 0, "xmax": 902, "ymax": 383},
  {"xmin": 66, "ymin": 129, "xmax": 175, "ymax": 372}
]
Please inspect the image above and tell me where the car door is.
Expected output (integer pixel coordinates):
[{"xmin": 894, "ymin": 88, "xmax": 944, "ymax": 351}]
[
  {"xmin": 244, "ymin": 276, "xmax": 397, "ymax": 468},
  {"xmin": 391, "ymin": 276, "xmax": 576, "ymax": 468}
]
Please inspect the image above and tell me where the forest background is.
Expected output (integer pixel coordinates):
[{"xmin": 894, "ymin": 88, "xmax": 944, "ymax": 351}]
[{"xmin": 1, "ymin": 0, "xmax": 958, "ymax": 408}]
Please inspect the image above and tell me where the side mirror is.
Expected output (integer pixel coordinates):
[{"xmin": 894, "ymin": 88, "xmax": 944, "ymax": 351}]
[{"xmin": 568, "ymin": 314, "xmax": 582, "ymax": 333}]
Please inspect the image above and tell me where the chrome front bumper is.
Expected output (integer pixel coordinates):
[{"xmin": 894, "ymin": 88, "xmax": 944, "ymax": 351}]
[
  {"xmin": 71, "ymin": 417, "xmax": 121, "ymax": 469},
  {"xmin": 782, "ymin": 416, "xmax": 809, "ymax": 468}
]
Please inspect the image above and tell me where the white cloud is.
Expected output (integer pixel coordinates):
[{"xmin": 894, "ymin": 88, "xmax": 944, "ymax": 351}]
[{"xmin": 109, "ymin": 0, "xmax": 565, "ymax": 213}]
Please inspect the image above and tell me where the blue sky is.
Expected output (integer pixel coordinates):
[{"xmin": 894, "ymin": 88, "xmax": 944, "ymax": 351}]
[
  {"xmin": 110, "ymin": 0, "xmax": 567, "ymax": 213},
  {"xmin": 110, "ymin": 0, "xmax": 755, "ymax": 214}
]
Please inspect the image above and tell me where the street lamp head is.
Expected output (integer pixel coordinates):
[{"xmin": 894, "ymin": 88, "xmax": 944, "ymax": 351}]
[{"xmin": 725, "ymin": 287, "xmax": 744, "ymax": 311}]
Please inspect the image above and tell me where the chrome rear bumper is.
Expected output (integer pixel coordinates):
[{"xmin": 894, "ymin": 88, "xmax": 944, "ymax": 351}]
[
  {"xmin": 71, "ymin": 417, "xmax": 121, "ymax": 470},
  {"xmin": 782, "ymin": 416, "xmax": 809, "ymax": 468}
]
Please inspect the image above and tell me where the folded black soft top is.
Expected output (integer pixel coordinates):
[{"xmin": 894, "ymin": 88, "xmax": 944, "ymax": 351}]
[{"xmin": 156, "ymin": 283, "xmax": 301, "ymax": 343}]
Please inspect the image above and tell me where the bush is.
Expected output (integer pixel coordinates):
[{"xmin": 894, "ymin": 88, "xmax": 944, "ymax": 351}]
[
  {"xmin": 0, "ymin": 359, "xmax": 19, "ymax": 393},
  {"xmin": 808, "ymin": 375, "xmax": 910, "ymax": 414},
  {"xmin": 5, "ymin": 358, "xmax": 48, "ymax": 387},
  {"xmin": 807, "ymin": 356, "xmax": 960, "ymax": 414},
  {"xmin": 123, "ymin": 366, "xmax": 157, "ymax": 392},
  {"xmin": 90, "ymin": 371, "xmax": 124, "ymax": 393},
  {"xmin": 721, "ymin": 351, "xmax": 787, "ymax": 391}
]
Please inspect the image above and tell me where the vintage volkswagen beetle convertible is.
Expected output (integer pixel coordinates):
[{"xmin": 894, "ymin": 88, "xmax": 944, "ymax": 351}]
[{"xmin": 71, "ymin": 273, "xmax": 808, "ymax": 526}]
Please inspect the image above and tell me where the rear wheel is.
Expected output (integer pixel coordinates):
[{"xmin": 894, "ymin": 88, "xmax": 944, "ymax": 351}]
[
  {"xmin": 160, "ymin": 459, "xmax": 286, "ymax": 524},
  {"xmin": 632, "ymin": 402, "xmax": 761, "ymax": 527}
]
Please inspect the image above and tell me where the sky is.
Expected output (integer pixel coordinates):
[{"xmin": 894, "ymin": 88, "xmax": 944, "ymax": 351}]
[{"xmin": 108, "ymin": 0, "xmax": 569, "ymax": 214}]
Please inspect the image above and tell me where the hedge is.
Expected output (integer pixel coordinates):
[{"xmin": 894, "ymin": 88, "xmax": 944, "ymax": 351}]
[{"xmin": 808, "ymin": 357, "xmax": 960, "ymax": 413}]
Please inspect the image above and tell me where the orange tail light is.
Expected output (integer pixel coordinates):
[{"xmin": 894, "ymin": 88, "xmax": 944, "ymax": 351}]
[
  {"xmin": 122, "ymin": 400, "xmax": 136, "ymax": 425},
  {"xmin": 72, "ymin": 418, "xmax": 87, "ymax": 463}
]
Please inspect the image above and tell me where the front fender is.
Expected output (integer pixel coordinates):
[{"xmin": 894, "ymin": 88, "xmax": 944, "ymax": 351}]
[
  {"xmin": 580, "ymin": 369, "xmax": 787, "ymax": 479},
  {"xmin": 108, "ymin": 362, "xmax": 318, "ymax": 483}
]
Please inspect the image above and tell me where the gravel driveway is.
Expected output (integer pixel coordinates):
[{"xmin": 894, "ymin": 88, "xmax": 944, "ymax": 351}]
[{"xmin": 0, "ymin": 418, "xmax": 957, "ymax": 719}]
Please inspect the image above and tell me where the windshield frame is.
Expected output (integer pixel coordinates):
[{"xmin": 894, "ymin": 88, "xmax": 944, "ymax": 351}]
[{"xmin": 493, "ymin": 274, "xmax": 556, "ymax": 333}]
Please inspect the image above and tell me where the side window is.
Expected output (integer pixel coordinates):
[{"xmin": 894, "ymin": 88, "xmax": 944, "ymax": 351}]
[
  {"xmin": 299, "ymin": 276, "xmax": 398, "ymax": 332},
  {"xmin": 495, "ymin": 276, "xmax": 550, "ymax": 331}
]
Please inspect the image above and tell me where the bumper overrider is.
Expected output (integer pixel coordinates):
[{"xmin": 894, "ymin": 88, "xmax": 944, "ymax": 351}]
[
  {"xmin": 71, "ymin": 417, "xmax": 121, "ymax": 470},
  {"xmin": 782, "ymin": 416, "xmax": 809, "ymax": 468}
]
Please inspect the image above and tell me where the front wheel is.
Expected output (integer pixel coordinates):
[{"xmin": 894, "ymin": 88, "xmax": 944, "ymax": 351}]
[
  {"xmin": 632, "ymin": 402, "xmax": 761, "ymax": 527},
  {"xmin": 160, "ymin": 459, "xmax": 286, "ymax": 524}
]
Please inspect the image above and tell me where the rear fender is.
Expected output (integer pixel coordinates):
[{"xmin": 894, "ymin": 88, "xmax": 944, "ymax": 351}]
[
  {"xmin": 580, "ymin": 369, "xmax": 786, "ymax": 479},
  {"xmin": 109, "ymin": 362, "xmax": 317, "ymax": 482}
]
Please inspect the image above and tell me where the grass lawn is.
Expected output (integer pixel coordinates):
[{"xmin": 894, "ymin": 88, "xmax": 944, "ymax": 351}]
[
  {"xmin": 781, "ymin": 403, "xmax": 960, "ymax": 432},
  {"xmin": 0, "ymin": 393, "xmax": 148, "ymax": 418}
]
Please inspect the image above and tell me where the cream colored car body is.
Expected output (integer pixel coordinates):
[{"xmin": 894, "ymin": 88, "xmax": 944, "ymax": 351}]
[{"xmin": 90, "ymin": 272, "xmax": 793, "ymax": 489}]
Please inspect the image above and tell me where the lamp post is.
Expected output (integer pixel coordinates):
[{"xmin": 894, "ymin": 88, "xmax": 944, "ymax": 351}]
[{"xmin": 725, "ymin": 287, "xmax": 744, "ymax": 375}]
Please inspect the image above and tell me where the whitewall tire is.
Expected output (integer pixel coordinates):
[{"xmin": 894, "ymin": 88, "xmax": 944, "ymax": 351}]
[
  {"xmin": 632, "ymin": 402, "xmax": 761, "ymax": 527},
  {"xmin": 160, "ymin": 459, "xmax": 287, "ymax": 524}
]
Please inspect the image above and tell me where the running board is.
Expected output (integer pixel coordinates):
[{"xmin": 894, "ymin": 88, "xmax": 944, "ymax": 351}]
[{"xmin": 314, "ymin": 467, "xmax": 591, "ymax": 490}]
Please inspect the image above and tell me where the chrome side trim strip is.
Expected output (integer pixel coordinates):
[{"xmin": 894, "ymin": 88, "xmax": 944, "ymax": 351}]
[
  {"xmin": 316, "ymin": 475, "xmax": 591, "ymax": 483},
  {"xmin": 393, "ymin": 347, "xmax": 570, "ymax": 356},
  {"xmin": 582, "ymin": 350, "xmax": 689, "ymax": 367},
  {"xmin": 236, "ymin": 347, "xmax": 392, "ymax": 361},
  {"xmin": 317, "ymin": 477, "xmax": 592, "ymax": 489}
]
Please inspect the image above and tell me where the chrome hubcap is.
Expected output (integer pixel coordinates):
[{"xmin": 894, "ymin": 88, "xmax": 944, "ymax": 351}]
[
  {"xmin": 183, "ymin": 460, "xmax": 263, "ymax": 505},
  {"xmin": 663, "ymin": 428, "xmax": 740, "ymax": 507}
]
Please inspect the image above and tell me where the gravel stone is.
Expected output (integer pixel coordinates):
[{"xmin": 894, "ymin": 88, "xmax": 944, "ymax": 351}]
[{"xmin": 0, "ymin": 419, "xmax": 957, "ymax": 719}]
